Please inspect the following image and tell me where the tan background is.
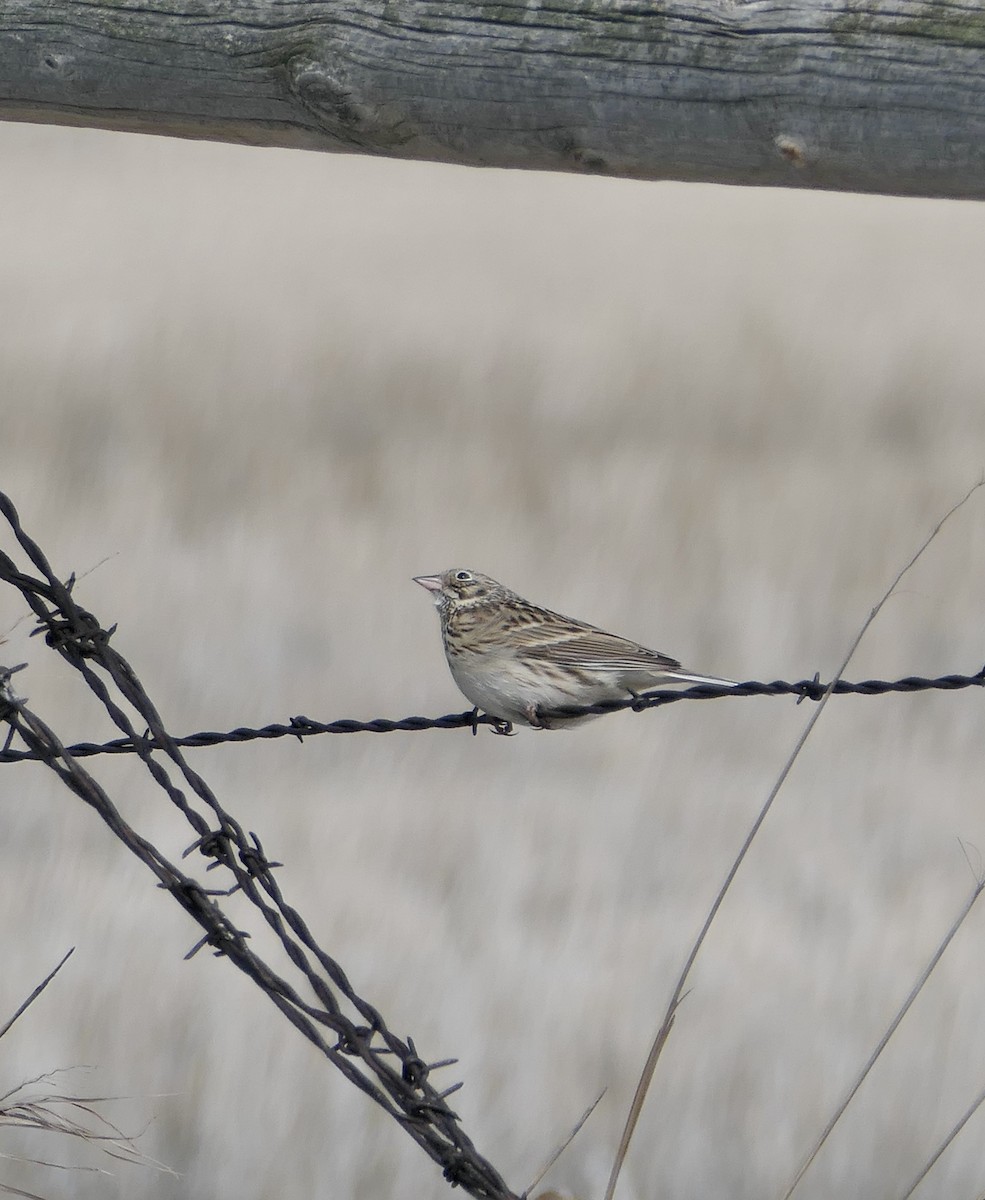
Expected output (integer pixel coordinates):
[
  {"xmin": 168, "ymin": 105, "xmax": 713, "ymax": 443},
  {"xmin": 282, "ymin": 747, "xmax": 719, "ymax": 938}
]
[{"xmin": 2, "ymin": 120, "xmax": 985, "ymax": 1199}]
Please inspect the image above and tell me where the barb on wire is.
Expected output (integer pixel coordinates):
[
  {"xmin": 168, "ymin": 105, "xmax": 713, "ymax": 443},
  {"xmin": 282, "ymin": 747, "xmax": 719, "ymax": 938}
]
[
  {"xmin": 0, "ymin": 491, "xmax": 517, "ymax": 1200},
  {"xmin": 0, "ymin": 668, "xmax": 983, "ymax": 764}
]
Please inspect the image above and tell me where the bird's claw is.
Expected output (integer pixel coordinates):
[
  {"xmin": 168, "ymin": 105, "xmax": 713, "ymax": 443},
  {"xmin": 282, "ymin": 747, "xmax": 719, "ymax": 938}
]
[{"xmin": 490, "ymin": 718, "xmax": 515, "ymax": 736}]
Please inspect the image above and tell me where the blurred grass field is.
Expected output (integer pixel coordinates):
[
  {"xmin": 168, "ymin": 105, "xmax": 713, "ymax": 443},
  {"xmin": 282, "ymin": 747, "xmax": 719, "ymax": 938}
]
[{"xmin": 2, "ymin": 120, "xmax": 985, "ymax": 1200}]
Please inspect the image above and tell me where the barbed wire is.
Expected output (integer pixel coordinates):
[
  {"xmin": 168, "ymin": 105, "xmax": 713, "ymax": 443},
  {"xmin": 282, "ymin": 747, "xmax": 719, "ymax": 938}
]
[
  {"xmin": 1, "ymin": 669, "xmax": 983, "ymax": 763},
  {"xmin": 0, "ymin": 490, "xmax": 518, "ymax": 1200},
  {"xmin": 2, "ymin": 485, "xmax": 984, "ymax": 1198}
]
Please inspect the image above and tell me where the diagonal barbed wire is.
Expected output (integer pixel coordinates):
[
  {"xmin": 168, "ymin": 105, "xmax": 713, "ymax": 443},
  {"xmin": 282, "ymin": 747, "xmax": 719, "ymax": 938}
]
[
  {"xmin": 0, "ymin": 490, "xmax": 518, "ymax": 1200},
  {"xmin": 2, "ymin": 484, "xmax": 984, "ymax": 1198},
  {"xmin": 1, "ymin": 669, "xmax": 983, "ymax": 764}
]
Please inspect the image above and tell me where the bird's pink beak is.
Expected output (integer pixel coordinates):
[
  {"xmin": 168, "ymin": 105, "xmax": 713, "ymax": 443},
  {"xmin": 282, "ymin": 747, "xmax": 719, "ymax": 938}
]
[{"xmin": 413, "ymin": 574, "xmax": 443, "ymax": 593}]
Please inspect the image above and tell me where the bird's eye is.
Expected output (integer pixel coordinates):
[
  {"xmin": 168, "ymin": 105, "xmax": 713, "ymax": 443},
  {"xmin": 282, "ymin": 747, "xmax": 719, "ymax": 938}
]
[{"xmin": 455, "ymin": 571, "xmax": 471, "ymax": 581}]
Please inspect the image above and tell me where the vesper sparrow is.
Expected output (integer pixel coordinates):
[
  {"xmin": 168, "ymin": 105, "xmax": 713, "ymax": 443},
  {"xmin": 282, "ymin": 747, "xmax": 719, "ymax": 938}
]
[{"xmin": 414, "ymin": 569, "xmax": 735, "ymax": 729}]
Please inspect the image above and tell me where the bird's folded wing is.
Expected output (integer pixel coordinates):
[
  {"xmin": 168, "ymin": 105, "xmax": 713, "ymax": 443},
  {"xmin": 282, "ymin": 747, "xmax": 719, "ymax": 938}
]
[{"xmin": 514, "ymin": 626, "xmax": 682, "ymax": 673}]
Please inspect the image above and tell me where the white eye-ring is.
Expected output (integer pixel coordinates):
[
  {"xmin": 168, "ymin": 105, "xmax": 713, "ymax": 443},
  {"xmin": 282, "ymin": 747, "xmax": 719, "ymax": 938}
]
[{"xmin": 455, "ymin": 571, "xmax": 471, "ymax": 581}]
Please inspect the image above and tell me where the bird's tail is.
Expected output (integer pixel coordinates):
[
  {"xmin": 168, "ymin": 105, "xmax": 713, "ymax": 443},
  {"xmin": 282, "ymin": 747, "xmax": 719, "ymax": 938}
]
[{"xmin": 662, "ymin": 671, "xmax": 737, "ymax": 689}]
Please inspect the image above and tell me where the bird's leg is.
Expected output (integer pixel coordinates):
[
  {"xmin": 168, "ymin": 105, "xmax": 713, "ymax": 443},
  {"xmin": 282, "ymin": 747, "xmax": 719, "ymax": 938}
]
[
  {"xmin": 490, "ymin": 717, "xmax": 515, "ymax": 736},
  {"xmin": 628, "ymin": 688, "xmax": 648, "ymax": 712}
]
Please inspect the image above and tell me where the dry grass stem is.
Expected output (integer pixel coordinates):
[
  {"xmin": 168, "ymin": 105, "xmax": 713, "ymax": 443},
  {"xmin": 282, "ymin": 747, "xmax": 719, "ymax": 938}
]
[
  {"xmin": 0, "ymin": 952, "xmax": 74, "ymax": 1044},
  {"xmin": 782, "ymin": 875, "xmax": 985, "ymax": 1198},
  {"xmin": 604, "ymin": 478, "xmax": 985, "ymax": 1200},
  {"xmin": 523, "ymin": 1090, "xmax": 605, "ymax": 1198},
  {"xmin": 898, "ymin": 1077, "xmax": 985, "ymax": 1200},
  {"xmin": 1, "ymin": 960, "xmax": 172, "ymax": 1198}
]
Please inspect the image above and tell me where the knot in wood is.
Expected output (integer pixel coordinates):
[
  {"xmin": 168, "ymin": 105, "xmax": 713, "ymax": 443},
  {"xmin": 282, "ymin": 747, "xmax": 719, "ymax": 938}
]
[{"xmin": 286, "ymin": 52, "xmax": 411, "ymax": 150}]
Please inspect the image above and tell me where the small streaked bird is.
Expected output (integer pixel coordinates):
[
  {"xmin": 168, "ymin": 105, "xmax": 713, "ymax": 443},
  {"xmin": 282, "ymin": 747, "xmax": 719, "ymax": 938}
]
[{"xmin": 414, "ymin": 569, "xmax": 736, "ymax": 730}]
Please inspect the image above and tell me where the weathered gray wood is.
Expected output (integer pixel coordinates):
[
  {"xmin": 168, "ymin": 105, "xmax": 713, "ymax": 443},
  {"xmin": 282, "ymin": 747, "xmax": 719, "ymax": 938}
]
[{"xmin": 3, "ymin": 0, "xmax": 985, "ymax": 198}]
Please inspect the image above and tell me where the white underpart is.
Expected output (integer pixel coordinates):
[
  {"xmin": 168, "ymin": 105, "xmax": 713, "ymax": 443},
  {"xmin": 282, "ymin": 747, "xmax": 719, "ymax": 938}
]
[
  {"xmin": 447, "ymin": 649, "xmax": 735, "ymax": 726},
  {"xmin": 446, "ymin": 651, "xmax": 571, "ymax": 724}
]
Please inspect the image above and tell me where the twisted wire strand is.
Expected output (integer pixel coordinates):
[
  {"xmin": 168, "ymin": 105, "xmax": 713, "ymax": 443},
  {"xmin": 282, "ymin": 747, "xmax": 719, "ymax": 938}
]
[
  {"xmin": 1, "ymin": 670, "xmax": 983, "ymax": 763},
  {"xmin": 2, "ymin": 487, "xmax": 984, "ymax": 1199},
  {"xmin": 0, "ymin": 491, "xmax": 516, "ymax": 1200}
]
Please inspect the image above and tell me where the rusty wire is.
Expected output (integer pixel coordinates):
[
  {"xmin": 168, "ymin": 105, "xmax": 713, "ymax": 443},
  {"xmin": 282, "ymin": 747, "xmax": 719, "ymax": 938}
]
[{"xmin": 0, "ymin": 491, "xmax": 516, "ymax": 1200}]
